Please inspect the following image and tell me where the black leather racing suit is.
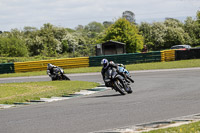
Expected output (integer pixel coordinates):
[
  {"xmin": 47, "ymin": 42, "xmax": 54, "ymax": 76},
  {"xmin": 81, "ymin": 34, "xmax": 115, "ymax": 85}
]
[
  {"xmin": 101, "ymin": 62, "xmax": 129, "ymax": 88},
  {"xmin": 101, "ymin": 62, "xmax": 118, "ymax": 85},
  {"xmin": 47, "ymin": 66, "xmax": 58, "ymax": 78}
]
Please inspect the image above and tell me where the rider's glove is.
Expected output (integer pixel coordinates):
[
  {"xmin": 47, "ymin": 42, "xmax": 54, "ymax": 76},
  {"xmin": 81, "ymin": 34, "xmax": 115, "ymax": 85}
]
[{"xmin": 116, "ymin": 69, "xmax": 122, "ymax": 74}]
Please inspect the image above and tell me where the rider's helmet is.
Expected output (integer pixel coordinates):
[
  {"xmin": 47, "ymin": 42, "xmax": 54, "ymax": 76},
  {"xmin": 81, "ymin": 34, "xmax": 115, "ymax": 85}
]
[
  {"xmin": 101, "ymin": 59, "xmax": 109, "ymax": 69},
  {"xmin": 47, "ymin": 63, "xmax": 54, "ymax": 70}
]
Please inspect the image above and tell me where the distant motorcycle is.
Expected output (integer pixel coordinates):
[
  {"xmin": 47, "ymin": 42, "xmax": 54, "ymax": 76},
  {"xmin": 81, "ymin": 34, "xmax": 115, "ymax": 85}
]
[
  {"xmin": 47, "ymin": 67, "xmax": 70, "ymax": 81},
  {"xmin": 104, "ymin": 67, "xmax": 132, "ymax": 95}
]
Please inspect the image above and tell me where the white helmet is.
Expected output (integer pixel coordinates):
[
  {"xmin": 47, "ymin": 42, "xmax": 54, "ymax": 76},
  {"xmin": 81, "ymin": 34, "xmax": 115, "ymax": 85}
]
[
  {"xmin": 47, "ymin": 63, "xmax": 54, "ymax": 69},
  {"xmin": 101, "ymin": 59, "xmax": 109, "ymax": 69}
]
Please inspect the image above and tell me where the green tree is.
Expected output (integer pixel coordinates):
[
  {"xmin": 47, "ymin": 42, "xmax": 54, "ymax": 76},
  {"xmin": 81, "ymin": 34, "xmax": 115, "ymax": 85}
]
[
  {"xmin": 164, "ymin": 18, "xmax": 184, "ymax": 28},
  {"xmin": 103, "ymin": 21, "xmax": 113, "ymax": 28},
  {"xmin": 140, "ymin": 18, "xmax": 191, "ymax": 50},
  {"xmin": 195, "ymin": 10, "xmax": 200, "ymax": 45},
  {"xmin": 61, "ymin": 33, "xmax": 78, "ymax": 55},
  {"xmin": 100, "ymin": 18, "xmax": 143, "ymax": 53},
  {"xmin": 197, "ymin": 10, "xmax": 200, "ymax": 23},
  {"xmin": 39, "ymin": 23, "xmax": 59, "ymax": 56},
  {"xmin": 122, "ymin": 10, "xmax": 136, "ymax": 23},
  {"xmin": 26, "ymin": 35, "xmax": 44, "ymax": 56},
  {"xmin": 164, "ymin": 18, "xmax": 191, "ymax": 48},
  {"xmin": 139, "ymin": 22, "xmax": 154, "ymax": 50},
  {"xmin": 23, "ymin": 27, "xmax": 44, "ymax": 56},
  {"xmin": 184, "ymin": 17, "xmax": 199, "ymax": 46},
  {"xmin": 84, "ymin": 21, "xmax": 104, "ymax": 33},
  {"xmin": 150, "ymin": 22, "xmax": 166, "ymax": 50},
  {"xmin": 0, "ymin": 37, "xmax": 28, "ymax": 57},
  {"xmin": 164, "ymin": 26, "xmax": 190, "ymax": 48},
  {"xmin": 84, "ymin": 21, "xmax": 105, "ymax": 41}
]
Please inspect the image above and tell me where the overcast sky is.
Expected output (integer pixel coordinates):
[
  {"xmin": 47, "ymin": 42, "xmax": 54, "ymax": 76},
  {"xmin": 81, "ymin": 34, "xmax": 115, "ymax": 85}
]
[{"xmin": 0, "ymin": 0, "xmax": 200, "ymax": 31}]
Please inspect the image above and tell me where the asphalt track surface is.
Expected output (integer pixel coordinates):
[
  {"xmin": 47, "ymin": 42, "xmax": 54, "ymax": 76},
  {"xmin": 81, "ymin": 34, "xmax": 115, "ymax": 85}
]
[{"xmin": 0, "ymin": 68, "xmax": 200, "ymax": 133}]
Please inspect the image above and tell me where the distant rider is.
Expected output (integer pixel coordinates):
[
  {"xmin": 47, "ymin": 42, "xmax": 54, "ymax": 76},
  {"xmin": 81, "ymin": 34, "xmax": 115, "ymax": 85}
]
[{"xmin": 47, "ymin": 63, "xmax": 57, "ymax": 78}]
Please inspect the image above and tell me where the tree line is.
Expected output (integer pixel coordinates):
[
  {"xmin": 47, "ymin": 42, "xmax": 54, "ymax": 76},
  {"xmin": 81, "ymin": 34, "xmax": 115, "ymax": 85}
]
[{"xmin": 0, "ymin": 10, "xmax": 200, "ymax": 57}]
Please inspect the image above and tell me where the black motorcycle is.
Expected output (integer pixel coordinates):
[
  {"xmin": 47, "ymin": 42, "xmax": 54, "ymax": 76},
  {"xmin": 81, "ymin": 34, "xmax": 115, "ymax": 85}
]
[
  {"xmin": 47, "ymin": 67, "xmax": 70, "ymax": 81},
  {"xmin": 104, "ymin": 67, "xmax": 132, "ymax": 95}
]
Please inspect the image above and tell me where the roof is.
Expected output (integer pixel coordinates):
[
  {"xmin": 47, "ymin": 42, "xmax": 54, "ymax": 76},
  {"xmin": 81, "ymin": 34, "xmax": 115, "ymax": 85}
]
[{"xmin": 102, "ymin": 40, "xmax": 125, "ymax": 45}]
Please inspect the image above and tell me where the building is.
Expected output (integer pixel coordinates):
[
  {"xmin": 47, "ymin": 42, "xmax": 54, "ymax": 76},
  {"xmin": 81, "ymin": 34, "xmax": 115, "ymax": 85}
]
[{"xmin": 96, "ymin": 40, "xmax": 126, "ymax": 56}]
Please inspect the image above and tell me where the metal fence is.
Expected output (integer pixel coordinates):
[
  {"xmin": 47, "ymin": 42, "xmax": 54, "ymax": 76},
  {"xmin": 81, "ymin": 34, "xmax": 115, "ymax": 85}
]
[
  {"xmin": 0, "ymin": 63, "xmax": 14, "ymax": 74},
  {"xmin": 175, "ymin": 48, "xmax": 200, "ymax": 60},
  {"xmin": 89, "ymin": 51, "xmax": 161, "ymax": 67}
]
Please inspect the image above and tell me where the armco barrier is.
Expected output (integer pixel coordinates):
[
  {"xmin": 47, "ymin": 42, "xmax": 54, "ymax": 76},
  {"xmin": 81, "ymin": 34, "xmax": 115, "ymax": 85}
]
[
  {"xmin": 0, "ymin": 63, "xmax": 14, "ymax": 74},
  {"xmin": 161, "ymin": 50, "xmax": 175, "ymax": 62},
  {"xmin": 14, "ymin": 57, "xmax": 89, "ymax": 73},
  {"xmin": 89, "ymin": 51, "xmax": 161, "ymax": 67}
]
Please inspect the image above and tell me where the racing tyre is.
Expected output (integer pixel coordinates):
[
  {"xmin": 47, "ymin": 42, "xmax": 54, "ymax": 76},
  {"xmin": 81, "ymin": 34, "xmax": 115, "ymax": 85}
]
[
  {"xmin": 127, "ymin": 86, "xmax": 132, "ymax": 94},
  {"xmin": 114, "ymin": 78, "xmax": 126, "ymax": 95},
  {"xmin": 62, "ymin": 74, "xmax": 70, "ymax": 80}
]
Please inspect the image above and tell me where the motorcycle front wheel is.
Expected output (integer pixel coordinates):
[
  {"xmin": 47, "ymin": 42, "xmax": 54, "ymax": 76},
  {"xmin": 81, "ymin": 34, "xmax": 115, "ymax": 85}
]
[{"xmin": 127, "ymin": 85, "xmax": 133, "ymax": 94}]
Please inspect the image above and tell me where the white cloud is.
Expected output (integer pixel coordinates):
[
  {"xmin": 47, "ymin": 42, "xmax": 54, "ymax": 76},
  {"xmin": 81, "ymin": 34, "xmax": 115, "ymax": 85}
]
[{"xmin": 0, "ymin": 0, "xmax": 199, "ymax": 31}]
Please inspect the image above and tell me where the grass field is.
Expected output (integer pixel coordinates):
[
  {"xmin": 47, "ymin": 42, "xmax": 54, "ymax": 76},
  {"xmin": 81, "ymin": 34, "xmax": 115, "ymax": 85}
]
[
  {"xmin": 0, "ymin": 81, "xmax": 99, "ymax": 104},
  {"xmin": 0, "ymin": 59, "xmax": 200, "ymax": 78},
  {"xmin": 143, "ymin": 121, "xmax": 200, "ymax": 133}
]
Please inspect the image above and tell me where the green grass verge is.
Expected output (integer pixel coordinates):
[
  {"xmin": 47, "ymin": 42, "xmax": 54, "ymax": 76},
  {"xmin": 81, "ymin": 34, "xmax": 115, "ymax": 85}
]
[
  {"xmin": 143, "ymin": 121, "xmax": 200, "ymax": 133},
  {"xmin": 126, "ymin": 59, "xmax": 200, "ymax": 70},
  {"xmin": 0, "ymin": 56, "xmax": 64, "ymax": 63},
  {"xmin": 0, "ymin": 81, "xmax": 99, "ymax": 104},
  {"xmin": 1, "ymin": 59, "xmax": 200, "ymax": 78}
]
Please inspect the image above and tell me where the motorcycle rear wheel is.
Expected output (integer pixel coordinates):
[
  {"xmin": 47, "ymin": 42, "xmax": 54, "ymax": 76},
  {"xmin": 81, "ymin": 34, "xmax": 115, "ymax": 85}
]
[
  {"xmin": 114, "ymin": 78, "xmax": 126, "ymax": 95},
  {"xmin": 62, "ymin": 74, "xmax": 70, "ymax": 80}
]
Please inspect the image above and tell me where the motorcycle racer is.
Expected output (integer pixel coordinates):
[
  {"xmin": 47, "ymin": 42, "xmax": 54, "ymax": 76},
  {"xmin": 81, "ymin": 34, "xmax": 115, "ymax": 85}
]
[{"xmin": 101, "ymin": 58, "xmax": 132, "ymax": 94}]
